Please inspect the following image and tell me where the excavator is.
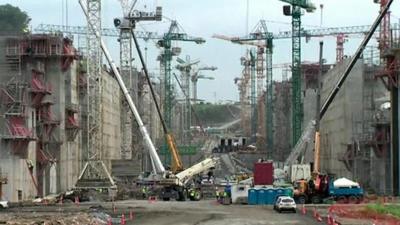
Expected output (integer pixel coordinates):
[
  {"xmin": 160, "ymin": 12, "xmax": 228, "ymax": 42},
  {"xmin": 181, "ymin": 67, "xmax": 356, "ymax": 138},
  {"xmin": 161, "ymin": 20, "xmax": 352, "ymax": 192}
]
[
  {"xmin": 288, "ymin": 0, "xmax": 392, "ymax": 204},
  {"xmin": 79, "ymin": 1, "xmax": 217, "ymax": 202}
]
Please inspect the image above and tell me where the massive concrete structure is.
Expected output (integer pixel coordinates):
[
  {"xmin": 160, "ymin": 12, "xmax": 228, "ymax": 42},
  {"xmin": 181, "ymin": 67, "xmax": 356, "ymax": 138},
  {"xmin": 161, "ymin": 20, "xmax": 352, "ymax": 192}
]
[
  {"xmin": 0, "ymin": 34, "xmax": 162, "ymax": 201},
  {"xmin": 303, "ymin": 58, "xmax": 390, "ymax": 194}
]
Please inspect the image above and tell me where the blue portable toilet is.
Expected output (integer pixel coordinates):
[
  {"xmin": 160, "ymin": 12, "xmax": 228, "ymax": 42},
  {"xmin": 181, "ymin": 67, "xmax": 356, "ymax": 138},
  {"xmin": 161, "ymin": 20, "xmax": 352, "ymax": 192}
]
[
  {"xmin": 284, "ymin": 188, "xmax": 293, "ymax": 197},
  {"xmin": 266, "ymin": 189, "xmax": 275, "ymax": 205},
  {"xmin": 275, "ymin": 188, "xmax": 285, "ymax": 202},
  {"xmin": 225, "ymin": 185, "xmax": 232, "ymax": 197},
  {"xmin": 248, "ymin": 189, "xmax": 258, "ymax": 205},
  {"xmin": 257, "ymin": 189, "xmax": 267, "ymax": 205}
]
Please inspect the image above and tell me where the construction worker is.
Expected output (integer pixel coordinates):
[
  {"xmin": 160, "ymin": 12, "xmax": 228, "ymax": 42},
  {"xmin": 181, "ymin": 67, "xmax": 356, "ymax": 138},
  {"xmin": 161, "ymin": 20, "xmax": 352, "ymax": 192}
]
[
  {"xmin": 215, "ymin": 189, "xmax": 219, "ymax": 201},
  {"xmin": 189, "ymin": 189, "xmax": 195, "ymax": 199},
  {"xmin": 142, "ymin": 186, "xmax": 148, "ymax": 199}
]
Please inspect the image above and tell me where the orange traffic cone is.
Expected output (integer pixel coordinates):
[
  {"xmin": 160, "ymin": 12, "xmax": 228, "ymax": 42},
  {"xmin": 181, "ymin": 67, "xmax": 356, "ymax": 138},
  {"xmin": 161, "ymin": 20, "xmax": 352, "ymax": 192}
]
[
  {"xmin": 327, "ymin": 213, "xmax": 333, "ymax": 225},
  {"xmin": 316, "ymin": 212, "xmax": 322, "ymax": 222},
  {"xmin": 121, "ymin": 213, "xmax": 126, "ymax": 225},
  {"xmin": 74, "ymin": 196, "xmax": 80, "ymax": 206},
  {"xmin": 301, "ymin": 205, "xmax": 306, "ymax": 215},
  {"xmin": 107, "ymin": 217, "xmax": 112, "ymax": 225}
]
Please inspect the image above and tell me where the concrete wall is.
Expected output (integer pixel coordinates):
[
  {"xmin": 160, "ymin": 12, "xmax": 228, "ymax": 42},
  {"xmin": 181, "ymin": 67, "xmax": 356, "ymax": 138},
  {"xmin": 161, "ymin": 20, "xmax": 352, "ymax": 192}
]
[
  {"xmin": 319, "ymin": 59, "xmax": 363, "ymax": 178},
  {"xmin": 102, "ymin": 72, "xmax": 122, "ymax": 168},
  {"xmin": 273, "ymin": 81, "xmax": 292, "ymax": 161},
  {"xmin": 303, "ymin": 59, "xmax": 390, "ymax": 194},
  {"xmin": 0, "ymin": 35, "xmax": 124, "ymax": 201},
  {"xmin": 0, "ymin": 36, "xmax": 40, "ymax": 201},
  {"xmin": 59, "ymin": 62, "xmax": 81, "ymax": 192}
]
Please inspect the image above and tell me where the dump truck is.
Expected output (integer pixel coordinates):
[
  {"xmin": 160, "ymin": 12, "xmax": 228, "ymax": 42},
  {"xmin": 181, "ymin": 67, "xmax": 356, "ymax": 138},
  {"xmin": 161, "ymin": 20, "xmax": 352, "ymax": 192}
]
[{"xmin": 293, "ymin": 175, "xmax": 364, "ymax": 204}]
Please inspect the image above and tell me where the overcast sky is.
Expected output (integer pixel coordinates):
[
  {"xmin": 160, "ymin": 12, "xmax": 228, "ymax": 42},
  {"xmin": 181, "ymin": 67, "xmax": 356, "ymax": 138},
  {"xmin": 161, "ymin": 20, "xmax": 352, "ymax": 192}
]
[{"xmin": 1, "ymin": 0, "xmax": 398, "ymax": 102}]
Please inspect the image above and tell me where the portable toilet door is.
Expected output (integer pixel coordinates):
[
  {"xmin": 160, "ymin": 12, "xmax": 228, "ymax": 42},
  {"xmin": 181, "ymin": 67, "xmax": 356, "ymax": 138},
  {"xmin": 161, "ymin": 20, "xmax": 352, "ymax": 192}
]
[
  {"xmin": 266, "ymin": 189, "xmax": 275, "ymax": 205},
  {"xmin": 284, "ymin": 188, "xmax": 294, "ymax": 197},
  {"xmin": 257, "ymin": 189, "xmax": 267, "ymax": 205},
  {"xmin": 275, "ymin": 188, "xmax": 284, "ymax": 202},
  {"xmin": 248, "ymin": 189, "xmax": 258, "ymax": 205}
]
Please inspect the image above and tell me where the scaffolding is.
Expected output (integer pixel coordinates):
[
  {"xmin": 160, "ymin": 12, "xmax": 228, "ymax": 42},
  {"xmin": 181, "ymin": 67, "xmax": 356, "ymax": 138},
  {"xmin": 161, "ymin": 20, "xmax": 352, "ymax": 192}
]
[
  {"xmin": 1, "ymin": 34, "xmax": 76, "ymax": 197},
  {"xmin": 1, "ymin": 38, "xmax": 34, "ymax": 157},
  {"xmin": 256, "ymin": 47, "xmax": 265, "ymax": 98},
  {"xmin": 66, "ymin": 103, "xmax": 79, "ymax": 141},
  {"xmin": 238, "ymin": 55, "xmax": 251, "ymax": 137}
]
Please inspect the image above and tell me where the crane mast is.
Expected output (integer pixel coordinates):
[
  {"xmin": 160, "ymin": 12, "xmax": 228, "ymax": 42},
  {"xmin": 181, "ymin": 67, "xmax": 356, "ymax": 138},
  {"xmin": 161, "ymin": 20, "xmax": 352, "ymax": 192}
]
[
  {"xmin": 75, "ymin": 0, "xmax": 117, "ymax": 189},
  {"xmin": 157, "ymin": 21, "xmax": 205, "ymax": 165},
  {"xmin": 114, "ymin": 0, "xmax": 162, "ymax": 161},
  {"xmin": 214, "ymin": 19, "xmax": 275, "ymax": 156},
  {"xmin": 249, "ymin": 49, "xmax": 257, "ymax": 144},
  {"xmin": 280, "ymin": 0, "xmax": 316, "ymax": 146},
  {"xmin": 78, "ymin": 0, "xmax": 165, "ymax": 174}
]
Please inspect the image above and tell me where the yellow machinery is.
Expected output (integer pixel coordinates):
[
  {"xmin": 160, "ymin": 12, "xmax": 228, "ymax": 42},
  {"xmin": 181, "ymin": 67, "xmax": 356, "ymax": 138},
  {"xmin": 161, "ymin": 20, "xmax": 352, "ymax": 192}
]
[{"xmin": 166, "ymin": 133, "xmax": 184, "ymax": 173}]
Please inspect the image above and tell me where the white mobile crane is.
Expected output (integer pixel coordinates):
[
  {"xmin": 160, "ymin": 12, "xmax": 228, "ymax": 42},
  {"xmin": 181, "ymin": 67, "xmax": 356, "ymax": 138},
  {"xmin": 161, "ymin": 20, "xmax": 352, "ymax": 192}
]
[{"xmin": 79, "ymin": 0, "xmax": 217, "ymax": 201}]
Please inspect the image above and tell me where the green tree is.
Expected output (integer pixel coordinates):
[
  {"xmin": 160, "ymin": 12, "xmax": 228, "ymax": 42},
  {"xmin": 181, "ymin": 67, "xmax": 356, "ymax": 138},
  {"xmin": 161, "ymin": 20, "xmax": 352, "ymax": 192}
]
[{"xmin": 0, "ymin": 4, "xmax": 29, "ymax": 33}]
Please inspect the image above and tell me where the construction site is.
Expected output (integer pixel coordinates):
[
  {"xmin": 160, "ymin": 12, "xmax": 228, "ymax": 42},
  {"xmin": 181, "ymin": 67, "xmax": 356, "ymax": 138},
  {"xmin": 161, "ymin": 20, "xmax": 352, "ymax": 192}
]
[{"xmin": 1, "ymin": 0, "xmax": 400, "ymax": 224}]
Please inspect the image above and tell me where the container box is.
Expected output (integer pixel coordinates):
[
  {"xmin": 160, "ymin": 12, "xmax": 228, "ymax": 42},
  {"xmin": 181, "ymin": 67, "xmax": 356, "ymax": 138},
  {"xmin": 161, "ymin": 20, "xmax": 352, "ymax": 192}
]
[{"xmin": 254, "ymin": 162, "xmax": 274, "ymax": 185}]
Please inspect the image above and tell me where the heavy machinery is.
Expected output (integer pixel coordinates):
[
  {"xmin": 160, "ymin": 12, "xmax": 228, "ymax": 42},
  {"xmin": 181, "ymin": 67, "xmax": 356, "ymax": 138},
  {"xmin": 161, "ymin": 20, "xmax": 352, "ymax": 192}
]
[
  {"xmin": 289, "ymin": 0, "xmax": 393, "ymax": 204},
  {"xmin": 293, "ymin": 175, "xmax": 364, "ymax": 204},
  {"xmin": 79, "ymin": 1, "xmax": 217, "ymax": 202}
]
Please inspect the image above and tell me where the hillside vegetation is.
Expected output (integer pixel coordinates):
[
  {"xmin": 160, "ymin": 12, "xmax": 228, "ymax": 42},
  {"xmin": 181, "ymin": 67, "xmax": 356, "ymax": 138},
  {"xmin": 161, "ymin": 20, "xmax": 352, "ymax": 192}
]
[{"xmin": 193, "ymin": 103, "xmax": 240, "ymax": 127}]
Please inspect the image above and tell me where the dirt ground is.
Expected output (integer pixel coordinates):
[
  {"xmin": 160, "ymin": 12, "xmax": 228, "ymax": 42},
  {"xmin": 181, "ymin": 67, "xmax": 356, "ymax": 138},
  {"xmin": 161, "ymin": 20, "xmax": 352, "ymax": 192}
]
[{"xmin": 0, "ymin": 200, "xmax": 393, "ymax": 225}]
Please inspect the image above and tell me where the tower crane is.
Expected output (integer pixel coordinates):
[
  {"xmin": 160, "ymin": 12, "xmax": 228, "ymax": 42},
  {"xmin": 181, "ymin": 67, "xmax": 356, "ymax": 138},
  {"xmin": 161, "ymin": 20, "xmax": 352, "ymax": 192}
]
[
  {"xmin": 157, "ymin": 21, "xmax": 205, "ymax": 130},
  {"xmin": 213, "ymin": 20, "xmax": 274, "ymax": 155},
  {"xmin": 75, "ymin": 0, "xmax": 116, "ymax": 189},
  {"xmin": 232, "ymin": 20, "xmax": 274, "ymax": 157},
  {"xmin": 233, "ymin": 56, "xmax": 252, "ymax": 137},
  {"xmin": 157, "ymin": 20, "xmax": 205, "ymax": 162},
  {"xmin": 35, "ymin": 23, "xmax": 160, "ymax": 40},
  {"xmin": 214, "ymin": 22, "xmax": 388, "ymax": 155},
  {"xmin": 279, "ymin": 0, "xmax": 316, "ymax": 147},
  {"xmin": 113, "ymin": 0, "xmax": 162, "ymax": 160},
  {"xmin": 274, "ymin": 24, "xmax": 385, "ymax": 63},
  {"xmin": 175, "ymin": 56, "xmax": 200, "ymax": 144},
  {"xmin": 191, "ymin": 66, "xmax": 217, "ymax": 103},
  {"xmin": 249, "ymin": 49, "xmax": 257, "ymax": 143},
  {"xmin": 79, "ymin": 1, "xmax": 218, "ymax": 201},
  {"xmin": 36, "ymin": 22, "xmax": 196, "ymax": 173}
]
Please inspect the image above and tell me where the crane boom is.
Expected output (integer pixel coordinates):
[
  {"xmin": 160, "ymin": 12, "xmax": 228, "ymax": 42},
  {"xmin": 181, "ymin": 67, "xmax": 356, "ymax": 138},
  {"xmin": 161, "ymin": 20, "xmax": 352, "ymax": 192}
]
[
  {"xmin": 285, "ymin": 0, "xmax": 394, "ymax": 166},
  {"xmin": 79, "ymin": 0, "xmax": 165, "ymax": 173},
  {"xmin": 320, "ymin": 0, "xmax": 393, "ymax": 119},
  {"xmin": 35, "ymin": 23, "xmax": 160, "ymax": 40}
]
